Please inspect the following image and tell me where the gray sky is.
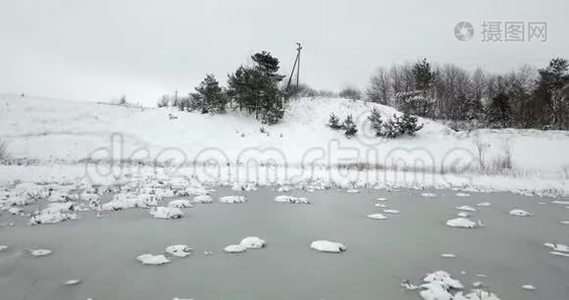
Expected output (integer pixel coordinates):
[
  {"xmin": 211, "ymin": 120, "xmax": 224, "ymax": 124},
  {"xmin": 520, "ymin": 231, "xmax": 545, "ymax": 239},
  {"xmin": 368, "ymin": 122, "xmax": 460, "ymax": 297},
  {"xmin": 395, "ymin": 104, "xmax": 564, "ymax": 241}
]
[{"xmin": 1, "ymin": 0, "xmax": 568, "ymax": 105}]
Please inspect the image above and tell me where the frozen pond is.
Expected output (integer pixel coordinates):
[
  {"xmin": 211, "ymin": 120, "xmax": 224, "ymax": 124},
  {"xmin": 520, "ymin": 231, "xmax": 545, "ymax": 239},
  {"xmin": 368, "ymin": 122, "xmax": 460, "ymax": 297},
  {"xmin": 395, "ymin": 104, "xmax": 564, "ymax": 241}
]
[{"xmin": 1, "ymin": 187, "xmax": 569, "ymax": 299}]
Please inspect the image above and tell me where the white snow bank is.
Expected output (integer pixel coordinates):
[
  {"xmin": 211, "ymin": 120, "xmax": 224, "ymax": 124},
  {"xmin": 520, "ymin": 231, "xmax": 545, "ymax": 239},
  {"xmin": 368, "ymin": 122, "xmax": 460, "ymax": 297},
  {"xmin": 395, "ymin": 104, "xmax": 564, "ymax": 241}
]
[
  {"xmin": 446, "ymin": 218, "xmax": 477, "ymax": 229},
  {"xmin": 137, "ymin": 254, "xmax": 170, "ymax": 265},
  {"xmin": 367, "ymin": 213, "xmax": 387, "ymax": 220},
  {"xmin": 219, "ymin": 196, "xmax": 246, "ymax": 204},
  {"xmin": 456, "ymin": 193, "xmax": 471, "ymax": 197},
  {"xmin": 165, "ymin": 245, "xmax": 192, "ymax": 257},
  {"xmin": 102, "ymin": 193, "xmax": 160, "ymax": 211},
  {"xmin": 383, "ymin": 209, "xmax": 400, "ymax": 214},
  {"xmin": 509, "ymin": 209, "xmax": 532, "ymax": 217},
  {"xmin": 224, "ymin": 244, "xmax": 247, "ymax": 253},
  {"xmin": 29, "ymin": 202, "xmax": 78, "ymax": 225},
  {"xmin": 0, "ymin": 245, "xmax": 8, "ymax": 252},
  {"xmin": 310, "ymin": 240, "xmax": 346, "ymax": 253},
  {"xmin": 239, "ymin": 237, "xmax": 265, "ymax": 249},
  {"xmin": 376, "ymin": 197, "xmax": 388, "ymax": 201},
  {"xmin": 274, "ymin": 195, "xmax": 310, "ymax": 204},
  {"xmin": 150, "ymin": 207, "xmax": 184, "ymax": 219},
  {"xmin": 477, "ymin": 202, "xmax": 491, "ymax": 207}
]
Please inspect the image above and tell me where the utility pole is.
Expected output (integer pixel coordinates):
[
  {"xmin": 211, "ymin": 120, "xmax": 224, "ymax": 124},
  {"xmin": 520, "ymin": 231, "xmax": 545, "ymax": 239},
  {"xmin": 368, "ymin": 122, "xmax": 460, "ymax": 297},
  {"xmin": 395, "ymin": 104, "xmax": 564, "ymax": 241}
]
[{"xmin": 286, "ymin": 42, "xmax": 302, "ymax": 93}]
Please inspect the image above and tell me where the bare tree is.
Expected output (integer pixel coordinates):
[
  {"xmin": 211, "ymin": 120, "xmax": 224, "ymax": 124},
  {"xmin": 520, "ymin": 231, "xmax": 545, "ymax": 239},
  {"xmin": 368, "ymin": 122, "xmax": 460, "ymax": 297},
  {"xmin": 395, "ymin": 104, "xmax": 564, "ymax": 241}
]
[{"xmin": 366, "ymin": 67, "xmax": 391, "ymax": 104}]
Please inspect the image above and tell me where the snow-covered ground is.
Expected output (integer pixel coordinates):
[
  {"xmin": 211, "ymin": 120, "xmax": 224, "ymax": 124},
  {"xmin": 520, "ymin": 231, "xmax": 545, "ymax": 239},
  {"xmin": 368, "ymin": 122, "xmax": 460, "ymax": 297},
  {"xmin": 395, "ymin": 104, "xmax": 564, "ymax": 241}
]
[{"xmin": 2, "ymin": 93, "xmax": 569, "ymax": 196}]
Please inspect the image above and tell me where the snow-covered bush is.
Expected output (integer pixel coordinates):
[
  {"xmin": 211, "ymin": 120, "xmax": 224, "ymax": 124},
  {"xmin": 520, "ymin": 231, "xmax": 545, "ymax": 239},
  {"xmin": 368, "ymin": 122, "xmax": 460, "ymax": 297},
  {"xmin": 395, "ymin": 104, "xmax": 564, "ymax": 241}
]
[
  {"xmin": 327, "ymin": 113, "xmax": 342, "ymax": 130},
  {"xmin": 342, "ymin": 115, "xmax": 358, "ymax": 138},
  {"xmin": 373, "ymin": 113, "xmax": 423, "ymax": 138},
  {"xmin": 339, "ymin": 86, "xmax": 362, "ymax": 100}
]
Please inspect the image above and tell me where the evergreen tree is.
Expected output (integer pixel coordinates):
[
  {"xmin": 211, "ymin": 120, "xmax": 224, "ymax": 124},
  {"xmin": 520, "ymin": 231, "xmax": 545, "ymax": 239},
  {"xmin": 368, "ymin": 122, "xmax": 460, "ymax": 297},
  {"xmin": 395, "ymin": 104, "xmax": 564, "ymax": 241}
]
[
  {"xmin": 487, "ymin": 92, "xmax": 512, "ymax": 128},
  {"xmin": 367, "ymin": 108, "xmax": 383, "ymax": 136},
  {"xmin": 382, "ymin": 115, "xmax": 403, "ymax": 138},
  {"xmin": 227, "ymin": 51, "xmax": 286, "ymax": 124},
  {"xmin": 195, "ymin": 74, "xmax": 227, "ymax": 114},
  {"xmin": 411, "ymin": 58, "xmax": 436, "ymax": 117},
  {"xmin": 399, "ymin": 112, "xmax": 424, "ymax": 135},
  {"xmin": 327, "ymin": 113, "xmax": 342, "ymax": 130},
  {"xmin": 342, "ymin": 115, "xmax": 358, "ymax": 137}
]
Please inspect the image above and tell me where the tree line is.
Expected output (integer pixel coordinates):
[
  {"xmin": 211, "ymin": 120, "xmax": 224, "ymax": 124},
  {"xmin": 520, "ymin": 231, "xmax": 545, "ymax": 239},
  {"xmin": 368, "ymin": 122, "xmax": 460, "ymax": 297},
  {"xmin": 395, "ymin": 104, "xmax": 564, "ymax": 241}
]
[
  {"xmin": 366, "ymin": 58, "xmax": 569, "ymax": 130},
  {"xmin": 158, "ymin": 51, "xmax": 287, "ymax": 124}
]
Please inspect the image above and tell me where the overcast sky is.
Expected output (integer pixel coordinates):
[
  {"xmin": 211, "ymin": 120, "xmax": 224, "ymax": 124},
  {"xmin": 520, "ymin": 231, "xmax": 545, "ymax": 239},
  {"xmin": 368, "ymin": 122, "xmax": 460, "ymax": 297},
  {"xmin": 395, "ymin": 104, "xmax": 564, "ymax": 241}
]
[{"xmin": 1, "ymin": 0, "xmax": 568, "ymax": 105}]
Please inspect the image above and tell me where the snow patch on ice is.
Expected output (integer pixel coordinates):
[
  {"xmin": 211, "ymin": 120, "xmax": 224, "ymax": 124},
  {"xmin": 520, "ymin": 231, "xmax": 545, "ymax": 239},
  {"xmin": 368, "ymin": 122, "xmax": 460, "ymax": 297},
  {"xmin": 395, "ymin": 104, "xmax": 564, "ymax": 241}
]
[
  {"xmin": 219, "ymin": 196, "xmax": 246, "ymax": 204},
  {"xmin": 509, "ymin": 209, "xmax": 532, "ymax": 217},
  {"xmin": 446, "ymin": 218, "xmax": 477, "ymax": 229},
  {"xmin": 192, "ymin": 195, "xmax": 212, "ymax": 203},
  {"xmin": 150, "ymin": 207, "xmax": 184, "ymax": 219},
  {"xmin": 224, "ymin": 244, "xmax": 247, "ymax": 253},
  {"xmin": 456, "ymin": 205, "xmax": 477, "ymax": 212},
  {"xmin": 137, "ymin": 254, "xmax": 170, "ymax": 265},
  {"xmin": 367, "ymin": 213, "xmax": 387, "ymax": 220},
  {"xmin": 310, "ymin": 240, "xmax": 346, "ymax": 253},
  {"xmin": 168, "ymin": 199, "xmax": 193, "ymax": 208},
  {"xmin": 165, "ymin": 245, "xmax": 192, "ymax": 257},
  {"xmin": 274, "ymin": 195, "xmax": 310, "ymax": 204},
  {"xmin": 239, "ymin": 236, "xmax": 265, "ymax": 249},
  {"xmin": 29, "ymin": 249, "xmax": 52, "ymax": 257}
]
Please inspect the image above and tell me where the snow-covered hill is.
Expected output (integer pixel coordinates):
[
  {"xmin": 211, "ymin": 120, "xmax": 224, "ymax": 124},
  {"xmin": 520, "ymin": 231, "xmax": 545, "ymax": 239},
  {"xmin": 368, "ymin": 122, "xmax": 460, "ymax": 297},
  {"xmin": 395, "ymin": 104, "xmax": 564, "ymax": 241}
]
[{"xmin": 1, "ymin": 93, "xmax": 569, "ymax": 196}]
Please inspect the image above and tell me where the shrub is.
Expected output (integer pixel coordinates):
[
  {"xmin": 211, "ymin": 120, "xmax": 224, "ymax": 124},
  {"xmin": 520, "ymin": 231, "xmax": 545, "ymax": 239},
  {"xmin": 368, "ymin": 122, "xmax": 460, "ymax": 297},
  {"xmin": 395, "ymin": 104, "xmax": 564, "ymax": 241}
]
[
  {"xmin": 342, "ymin": 115, "xmax": 358, "ymax": 137},
  {"xmin": 157, "ymin": 95, "xmax": 170, "ymax": 108},
  {"xmin": 339, "ymin": 86, "xmax": 362, "ymax": 100},
  {"xmin": 327, "ymin": 113, "xmax": 342, "ymax": 130}
]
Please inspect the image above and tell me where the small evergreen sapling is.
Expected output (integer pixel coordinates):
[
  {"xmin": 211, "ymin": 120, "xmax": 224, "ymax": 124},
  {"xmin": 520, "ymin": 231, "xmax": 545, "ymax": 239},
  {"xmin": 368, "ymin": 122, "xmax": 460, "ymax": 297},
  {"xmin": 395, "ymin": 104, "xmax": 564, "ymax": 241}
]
[
  {"xmin": 399, "ymin": 112, "xmax": 424, "ymax": 135},
  {"xmin": 368, "ymin": 108, "xmax": 383, "ymax": 136},
  {"xmin": 328, "ymin": 113, "xmax": 342, "ymax": 130},
  {"xmin": 342, "ymin": 115, "xmax": 358, "ymax": 137}
]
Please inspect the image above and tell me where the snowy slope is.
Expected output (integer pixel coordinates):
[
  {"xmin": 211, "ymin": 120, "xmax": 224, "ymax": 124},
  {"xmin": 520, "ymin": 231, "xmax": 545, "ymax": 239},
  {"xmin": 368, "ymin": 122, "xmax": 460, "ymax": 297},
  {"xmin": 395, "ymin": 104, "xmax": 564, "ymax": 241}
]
[{"xmin": 1, "ymin": 93, "xmax": 569, "ymax": 193}]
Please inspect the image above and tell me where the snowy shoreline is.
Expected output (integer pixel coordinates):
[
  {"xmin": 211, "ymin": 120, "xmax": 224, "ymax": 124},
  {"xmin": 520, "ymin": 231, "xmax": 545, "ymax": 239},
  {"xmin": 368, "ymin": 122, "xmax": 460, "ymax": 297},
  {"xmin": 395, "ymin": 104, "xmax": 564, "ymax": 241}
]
[{"xmin": 1, "ymin": 163, "xmax": 569, "ymax": 198}]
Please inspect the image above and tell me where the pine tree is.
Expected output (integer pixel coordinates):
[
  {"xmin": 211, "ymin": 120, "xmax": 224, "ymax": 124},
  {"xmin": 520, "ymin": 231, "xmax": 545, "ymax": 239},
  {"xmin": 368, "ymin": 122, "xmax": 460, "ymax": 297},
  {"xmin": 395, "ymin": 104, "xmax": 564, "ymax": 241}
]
[
  {"xmin": 328, "ymin": 113, "xmax": 342, "ymax": 130},
  {"xmin": 227, "ymin": 51, "xmax": 286, "ymax": 124},
  {"xmin": 342, "ymin": 115, "xmax": 358, "ymax": 137},
  {"xmin": 410, "ymin": 58, "xmax": 436, "ymax": 117},
  {"xmin": 367, "ymin": 108, "xmax": 383, "ymax": 136},
  {"xmin": 195, "ymin": 74, "xmax": 227, "ymax": 114},
  {"xmin": 399, "ymin": 112, "xmax": 423, "ymax": 135},
  {"xmin": 382, "ymin": 115, "xmax": 403, "ymax": 138}
]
